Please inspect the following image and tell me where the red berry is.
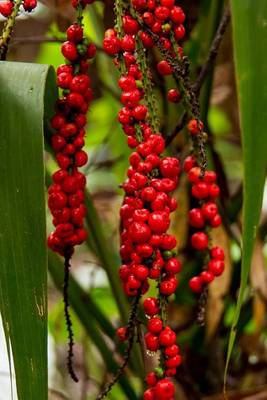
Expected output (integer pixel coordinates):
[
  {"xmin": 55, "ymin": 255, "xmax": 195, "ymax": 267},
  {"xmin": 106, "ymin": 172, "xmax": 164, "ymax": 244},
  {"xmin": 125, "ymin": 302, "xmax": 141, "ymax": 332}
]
[
  {"xmin": 189, "ymin": 208, "xmax": 205, "ymax": 228},
  {"xmin": 202, "ymin": 202, "xmax": 218, "ymax": 220},
  {"xmin": 66, "ymin": 23, "xmax": 84, "ymax": 42},
  {"xmin": 145, "ymin": 332, "xmax": 159, "ymax": 351},
  {"xmin": 148, "ymin": 211, "xmax": 170, "ymax": 234},
  {"xmin": 123, "ymin": 15, "xmax": 139, "ymax": 34},
  {"xmin": 187, "ymin": 119, "xmax": 204, "ymax": 136},
  {"xmin": 165, "ymin": 344, "xmax": 179, "ymax": 357},
  {"xmin": 210, "ymin": 214, "xmax": 222, "ymax": 227},
  {"xmin": 210, "ymin": 246, "xmax": 224, "ymax": 260},
  {"xmin": 116, "ymin": 326, "xmax": 128, "ymax": 341},
  {"xmin": 129, "ymin": 221, "xmax": 151, "ymax": 243},
  {"xmin": 157, "ymin": 60, "xmax": 173, "ymax": 76},
  {"xmin": 159, "ymin": 327, "xmax": 176, "ymax": 347},
  {"xmin": 167, "ymin": 89, "xmax": 180, "ymax": 103},
  {"xmin": 200, "ymin": 271, "xmax": 214, "ymax": 284},
  {"xmin": 147, "ymin": 317, "xmax": 163, "ymax": 334},
  {"xmin": 146, "ymin": 372, "xmax": 158, "ymax": 387},
  {"xmin": 144, "ymin": 388, "xmax": 155, "ymax": 400},
  {"xmin": 61, "ymin": 41, "xmax": 78, "ymax": 61},
  {"xmin": 70, "ymin": 74, "xmax": 90, "ymax": 94},
  {"xmin": 191, "ymin": 232, "xmax": 209, "ymax": 251},
  {"xmin": 170, "ymin": 6, "xmax": 185, "ymax": 24},
  {"xmin": 75, "ymin": 150, "xmax": 88, "ymax": 167},
  {"xmin": 174, "ymin": 25, "xmax": 186, "ymax": 41},
  {"xmin": 165, "ymin": 258, "xmax": 181, "ymax": 274},
  {"xmin": 165, "ymin": 355, "xmax": 182, "ymax": 368},
  {"xmin": 191, "ymin": 182, "xmax": 209, "ymax": 199},
  {"xmin": 189, "ymin": 276, "xmax": 202, "ymax": 293},
  {"xmin": 103, "ymin": 35, "xmax": 121, "ymax": 55},
  {"xmin": 144, "ymin": 297, "xmax": 159, "ymax": 316},
  {"xmin": 160, "ymin": 278, "xmax": 178, "ymax": 296},
  {"xmin": 183, "ymin": 155, "xmax": 196, "ymax": 172},
  {"xmin": 23, "ymin": 0, "xmax": 37, "ymax": 11},
  {"xmin": 208, "ymin": 259, "xmax": 224, "ymax": 276},
  {"xmin": 155, "ymin": 378, "xmax": 175, "ymax": 400},
  {"xmin": 0, "ymin": 1, "xmax": 13, "ymax": 17}
]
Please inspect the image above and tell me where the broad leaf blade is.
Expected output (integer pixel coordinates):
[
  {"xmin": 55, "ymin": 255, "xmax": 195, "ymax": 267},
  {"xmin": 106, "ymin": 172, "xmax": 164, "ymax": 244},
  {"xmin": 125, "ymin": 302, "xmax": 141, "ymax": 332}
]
[
  {"xmin": 0, "ymin": 61, "xmax": 55, "ymax": 400},
  {"xmin": 225, "ymin": 1, "xmax": 267, "ymax": 385}
]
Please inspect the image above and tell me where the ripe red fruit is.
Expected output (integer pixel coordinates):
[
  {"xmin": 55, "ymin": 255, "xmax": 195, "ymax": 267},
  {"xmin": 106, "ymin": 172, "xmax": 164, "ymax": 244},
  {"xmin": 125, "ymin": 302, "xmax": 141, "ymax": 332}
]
[
  {"xmin": 75, "ymin": 150, "xmax": 88, "ymax": 167},
  {"xmin": 148, "ymin": 211, "xmax": 170, "ymax": 234},
  {"xmin": 200, "ymin": 271, "xmax": 214, "ymax": 284},
  {"xmin": 174, "ymin": 25, "xmax": 186, "ymax": 41},
  {"xmin": 167, "ymin": 89, "xmax": 180, "ymax": 103},
  {"xmin": 187, "ymin": 119, "xmax": 204, "ymax": 135},
  {"xmin": 0, "ymin": 1, "xmax": 13, "ymax": 17},
  {"xmin": 189, "ymin": 208, "xmax": 205, "ymax": 228},
  {"xmin": 133, "ymin": 265, "xmax": 149, "ymax": 280},
  {"xmin": 116, "ymin": 326, "xmax": 128, "ymax": 341},
  {"xmin": 48, "ymin": 191, "xmax": 67, "ymax": 209},
  {"xmin": 191, "ymin": 232, "xmax": 209, "ymax": 251},
  {"xmin": 146, "ymin": 372, "xmax": 158, "ymax": 387},
  {"xmin": 155, "ymin": 378, "xmax": 175, "ymax": 400},
  {"xmin": 121, "ymin": 35, "xmax": 136, "ymax": 52},
  {"xmin": 210, "ymin": 214, "xmax": 222, "ymax": 227},
  {"xmin": 165, "ymin": 354, "xmax": 182, "ymax": 368},
  {"xmin": 170, "ymin": 6, "xmax": 185, "ymax": 24},
  {"xmin": 123, "ymin": 15, "xmax": 139, "ymax": 34},
  {"xmin": 189, "ymin": 276, "xmax": 202, "ymax": 293},
  {"xmin": 70, "ymin": 74, "xmax": 90, "ymax": 94},
  {"xmin": 144, "ymin": 297, "xmax": 160, "ymax": 316},
  {"xmin": 155, "ymin": 6, "xmax": 170, "ymax": 21},
  {"xmin": 66, "ymin": 23, "xmax": 84, "ymax": 42},
  {"xmin": 61, "ymin": 41, "xmax": 78, "ymax": 61},
  {"xmin": 147, "ymin": 317, "xmax": 163, "ymax": 334},
  {"xmin": 61, "ymin": 176, "xmax": 78, "ymax": 193},
  {"xmin": 145, "ymin": 332, "xmax": 159, "ymax": 351},
  {"xmin": 103, "ymin": 35, "xmax": 121, "ymax": 55},
  {"xmin": 165, "ymin": 258, "xmax": 181, "ymax": 274},
  {"xmin": 23, "ymin": 0, "xmax": 37, "ymax": 11},
  {"xmin": 192, "ymin": 182, "xmax": 209, "ymax": 199},
  {"xmin": 183, "ymin": 155, "xmax": 196, "ymax": 172},
  {"xmin": 157, "ymin": 60, "xmax": 173, "ymax": 76},
  {"xmin": 165, "ymin": 344, "xmax": 179, "ymax": 357},
  {"xmin": 160, "ymin": 278, "xmax": 178, "ymax": 296},
  {"xmin": 202, "ymin": 202, "xmax": 218, "ymax": 220},
  {"xmin": 210, "ymin": 246, "xmax": 225, "ymax": 260},
  {"xmin": 143, "ymin": 388, "xmax": 155, "ymax": 400},
  {"xmin": 208, "ymin": 259, "xmax": 225, "ymax": 276},
  {"xmin": 159, "ymin": 327, "xmax": 176, "ymax": 346},
  {"xmin": 129, "ymin": 221, "xmax": 151, "ymax": 243}
]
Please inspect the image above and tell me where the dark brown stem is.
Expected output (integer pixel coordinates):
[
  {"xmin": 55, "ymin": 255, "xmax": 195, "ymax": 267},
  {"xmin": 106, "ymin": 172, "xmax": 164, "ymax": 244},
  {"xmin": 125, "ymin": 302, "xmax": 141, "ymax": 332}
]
[
  {"xmin": 193, "ymin": 6, "xmax": 231, "ymax": 95},
  {"xmin": 63, "ymin": 252, "xmax": 79, "ymax": 383},
  {"xmin": 96, "ymin": 293, "xmax": 141, "ymax": 400},
  {"xmin": 165, "ymin": 6, "xmax": 231, "ymax": 146}
]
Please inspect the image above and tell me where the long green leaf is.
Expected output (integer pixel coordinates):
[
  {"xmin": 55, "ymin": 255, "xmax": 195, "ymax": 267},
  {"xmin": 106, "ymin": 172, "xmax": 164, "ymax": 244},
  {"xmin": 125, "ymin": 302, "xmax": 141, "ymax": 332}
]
[
  {"xmin": 0, "ymin": 62, "xmax": 55, "ymax": 400},
  {"xmin": 224, "ymin": 1, "xmax": 267, "ymax": 386}
]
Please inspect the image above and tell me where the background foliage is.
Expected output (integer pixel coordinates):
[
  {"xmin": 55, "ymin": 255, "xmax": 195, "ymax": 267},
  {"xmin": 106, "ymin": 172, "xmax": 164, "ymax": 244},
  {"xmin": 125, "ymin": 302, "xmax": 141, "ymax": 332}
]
[{"xmin": 0, "ymin": 1, "xmax": 267, "ymax": 399}]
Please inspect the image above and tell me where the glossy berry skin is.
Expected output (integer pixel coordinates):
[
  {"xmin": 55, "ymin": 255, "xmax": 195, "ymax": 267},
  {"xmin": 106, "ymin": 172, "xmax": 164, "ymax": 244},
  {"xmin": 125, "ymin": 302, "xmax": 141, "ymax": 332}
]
[
  {"xmin": 23, "ymin": 0, "xmax": 37, "ymax": 11},
  {"xmin": 116, "ymin": 326, "xmax": 128, "ymax": 341},
  {"xmin": 189, "ymin": 276, "xmax": 202, "ymax": 293},
  {"xmin": 61, "ymin": 41, "xmax": 78, "ymax": 61},
  {"xmin": 155, "ymin": 378, "xmax": 175, "ymax": 400},
  {"xmin": 167, "ymin": 89, "xmax": 180, "ymax": 103},
  {"xmin": 0, "ymin": 1, "xmax": 13, "ymax": 17},
  {"xmin": 191, "ymin": 232, "xmax": 209, "ymax": 250},
  {"xmin": 157, "ymin": 60, "xmax": 173, "ymax": 75},
  {"xmin": 147, "ymin": 317, "xmax": 163, "ymax": 334},
  {"xmin": 144, "ymin": 297, "xmax": 160, "ymax": 316}
]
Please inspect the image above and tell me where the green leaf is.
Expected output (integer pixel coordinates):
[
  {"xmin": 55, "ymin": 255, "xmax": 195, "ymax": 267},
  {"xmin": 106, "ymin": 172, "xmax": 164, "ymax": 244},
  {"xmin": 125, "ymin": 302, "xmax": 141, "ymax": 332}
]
[
  {"xmin": 224, "ymin": 1, "xmax": 267, "ymax": 387},
  {"xmin": 0, "ymin": 61, "xmax": 56, "ymax": 400}
]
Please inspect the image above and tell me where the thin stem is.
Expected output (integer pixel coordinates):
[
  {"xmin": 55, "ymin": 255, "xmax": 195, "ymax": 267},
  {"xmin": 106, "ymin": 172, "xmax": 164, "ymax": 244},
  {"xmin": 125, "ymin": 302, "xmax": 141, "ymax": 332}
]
[
  {"xmin": 96, "ymin": 293, "xmax": 141, "ymax": 400},
  {"xmin": 165, "ymin": 5, "xmax": 231, "ymax": 146},
  {"xmin": 0, "ymin": 0, "xmax": 23, "ymax": 60},
  {"xmin": 63, "ymin": 252, "xmax": 79, "ymax": 383},
  {"xmin": 193, "ymin": 5, "xmax": 231, "ymax": 95}
]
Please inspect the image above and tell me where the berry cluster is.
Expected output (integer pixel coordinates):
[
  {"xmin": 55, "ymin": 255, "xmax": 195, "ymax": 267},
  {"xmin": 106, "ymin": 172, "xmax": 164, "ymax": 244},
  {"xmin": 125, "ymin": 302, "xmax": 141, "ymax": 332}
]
[
  {"xmin": 103, "ymin": 5, "xmax": 185, "ymax": 399},
  {"xmin": 184, "ymin": 122, "xmax": 225, "ymax": 293},
  {"xmin": 132, "ymin": 0, "xmax": 185, "ymax": 102},
  {"xmin": 47, "ymin": 7, "xmax": 96, "ymax": 257},
  {"xmin": 0, "ymin": 0, "xmax": 37, "ymax": 17}
]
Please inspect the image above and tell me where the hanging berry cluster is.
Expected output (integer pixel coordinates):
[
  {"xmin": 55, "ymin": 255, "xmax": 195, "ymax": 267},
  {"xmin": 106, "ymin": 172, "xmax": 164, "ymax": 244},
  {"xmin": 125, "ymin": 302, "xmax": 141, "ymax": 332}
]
[
  {"xmin": 0, "ymin": 0, "xmax": 37, "ymax": 18},
  {"xmin": 47, "ymin": 0, "xmax": 96, "ymax": 382},
  {"xmin": 47, "ymin": 10, "xmax": 96, "ymax": 256},
  {"xmin": 184, "ymin": 124, "xmax": 225, "ymax": 294},
  {"xmin": 102, "ymin": 2, "xmax": 189, "ymax": 399}
]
